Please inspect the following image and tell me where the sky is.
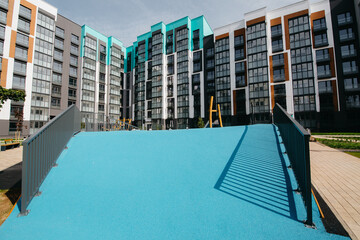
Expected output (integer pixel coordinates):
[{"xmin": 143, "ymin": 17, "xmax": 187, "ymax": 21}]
[{"xmin": 45, "ymin": 0, "xmax": 307, "ymax": 47}]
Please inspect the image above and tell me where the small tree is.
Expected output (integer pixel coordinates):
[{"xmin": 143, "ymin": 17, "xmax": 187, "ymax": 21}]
[
  {"xmin": 14, "ymin": 108, "xmax": 23, "ymax": 140},
  {"xmin": 0, "ymin": 87, "xmax": 26, "ymax": 109},
  {"xmin": 197, "ymin": 117, "xmax": 205, "ymax": 128}
]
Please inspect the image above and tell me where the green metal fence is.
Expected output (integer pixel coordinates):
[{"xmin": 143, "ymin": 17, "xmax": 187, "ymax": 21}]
[{"xmin": 273, "ymin": 103, "xmax": 312, "ymax": 226}]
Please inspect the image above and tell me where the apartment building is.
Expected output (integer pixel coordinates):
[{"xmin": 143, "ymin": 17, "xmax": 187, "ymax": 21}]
[
  {"xmin": 125, "ymin": 16, "xmax": 213, "ymax": 129},
  {"xmin": 1, "ymin": 0, "xmax": 359, "ymax": 136},
  {"xmin": 79, "ymin": 26, "xmax": 125, "ymax": 130},
  {"xmin": 210, "ymin": 0, "xmax": 359, "ymax": 130}
]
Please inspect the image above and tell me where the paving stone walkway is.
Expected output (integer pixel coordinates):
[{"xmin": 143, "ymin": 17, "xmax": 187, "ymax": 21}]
[{"xmin": 311, "ymin": 142, "xmax": 360, "ymax": 240}]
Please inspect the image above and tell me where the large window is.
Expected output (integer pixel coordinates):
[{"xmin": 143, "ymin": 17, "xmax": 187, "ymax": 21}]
[
  {"xmin": 341, "ymin": 44, "xmax": 356, "ymax": 57},
  {"xmin": 339, "ymin": 28, "xmax": 354, "ymax": 41},
  {"xmin": 337, "ymin": 12, "xmax": 352, "ymax": 25},
  {"xmin": 314, "ymin": 33, "xmax": 328, "ymax": 47}
]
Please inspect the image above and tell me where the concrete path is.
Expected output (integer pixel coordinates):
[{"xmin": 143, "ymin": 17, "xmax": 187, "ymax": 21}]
[
  {"xmin": 0, "ymin": 147, "xmax": 22, "ymax": 189},
  {"xmin": 310, "ymin": 142, "xmax": 360, "ymax": 240}
]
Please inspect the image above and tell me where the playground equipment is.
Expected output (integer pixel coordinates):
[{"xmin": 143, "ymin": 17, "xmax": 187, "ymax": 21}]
[{"xmin": 209, "ymin": 96, "xmax": 223, "ymax": 128}]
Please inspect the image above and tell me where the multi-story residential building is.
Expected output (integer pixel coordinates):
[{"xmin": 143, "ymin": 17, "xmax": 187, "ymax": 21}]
[
  {"xmin": 79, "ymin": 26, "xmax": 125, "ymax": 130},
  {"xmin": 0, "ymin": 0, "xmax": 58, "ymax": 136},
  {"xmin": 125, "ymin": 16, "xmax": 213, "ymax": 130},
  {"xmin": 1, "ymin": 0, "xmax": 360, "ymax": 136}
]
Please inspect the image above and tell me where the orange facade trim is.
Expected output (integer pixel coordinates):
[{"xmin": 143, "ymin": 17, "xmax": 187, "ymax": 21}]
[
  {"xmin": 246, "ymin": 16, "xmax": 266, "ymax": 27},
  {"xmin": 20, "ymin": 0, "xmax": 37, "ymax": 36},
  {"xmin": 215, "ymin": 33, "xmax": 229, "ymax": 41},
  {"xmin": 284, "ymin": 9, "xmax": 309, "ymax": 50},
  {"xmin": 310, "ymin": 10, "xmax": 325, "ymax": 22},
  {"xmin": 6, "ymin": 0, "xmax": 15, "ymax": 27},
  {"xmin": 331, "ymin": 80, "xmax": 338, "ymax": 112},
  {"xmin": 0, "ymin": 58, "xmax": 8, "ymax": 87},
  {"xmin": 269, "ymin": 55, "xmax": 273, "ymax": 83},
  {"xmin": 310, "ymin": 11, "xmax": 325, "ymax": 46},
  {"xmin": 270, "ymin": 17, "xmax": 282, "ymax": 26},
  {"xmin": 284, "ymin": 52, "xmax": 289, "ymax": 81},
  {"xmin": 28, "ymin": 36, "xmax": 34, "ymax": 63},
  {"xmin": 9, "ymin": 30, "xmax": 17, "ymax": 59},
  {"xmin": 234, "ymin": 28, "xmax": 245, "ymax": 37},
  {"xmin": 329, "ymin": 48, "xmax": 336, "ymax": 77}
]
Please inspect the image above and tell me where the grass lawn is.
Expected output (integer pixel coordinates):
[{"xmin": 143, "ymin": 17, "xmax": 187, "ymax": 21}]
[
  {"xmin": 316, "ymin": 138, "xmax": 360, "ymax": 150},
  {"xmin": 333, "ymin": 137, "xmax": 360, "ymax": 141},
  {"xmin": 312, "ymin": 132, "xmax": 360, "ymax": 135},
  {"xmin": 345, "ymin": 152, "xmax": 360, "ymax": 158}
]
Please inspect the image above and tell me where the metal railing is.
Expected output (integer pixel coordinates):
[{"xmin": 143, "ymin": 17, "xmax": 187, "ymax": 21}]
[
  {"xmin": 273, "ymin": 103, "xmax": 312, "ymax": 226},
  {"xmin": 20, "ymin": 105, "xmax": 81, "ymax": 215}
]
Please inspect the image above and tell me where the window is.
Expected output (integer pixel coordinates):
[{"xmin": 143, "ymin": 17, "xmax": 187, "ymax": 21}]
[
  {"xmin": 68, "ymin": 89, "xmax": 76, "ymax": 98},
  {"xmin": 17, "ymin": 18, "xmax": 30, "ymax": 33},
  {"xmin": 99, "ymin": 84, "xmax": 105, "ymax": 92},
  {"xmin": 341, "ymin": 44, "xmax": 356, "ymax": 57},
  {"xmin": 69, "ymin": 77, "xmax": 77, "ymax": 87},
  {"xmin": 52, "ymin": 73, "xmax": 62, "ymax": 84},
  {"xmin": 15, "ymin": 45, "xmax": 28, "ymax": 60},
  {"xmin": 51, "ymin": 97, "xmax": 61, "ymax": 107},
  {"xmin": 272, "ymin": 39, "xmax": 283, "ymax": 52},
  {"xmin": 344, "ymin": 77, "xmax": 359, "ymax": 90},
  {"xmin": 317, "ymin": 64, "xmax": 331, "ymax": 78},
  {"xmin": 292, "ymin": 79, "xmax": 315, "ymax": 96},
  {"xmin": 235, "ymin": 48, "xmax": 245, "ymax": 60},
  {"xmin": 337, "ymin": 12, "xmax": 352, "ymax": 25},
  {"xmin": 14, "ymin": 60, "xmax": 26, "ymax": 75},
  {"xmin": 339, "ymin": 28, "xmax": 354, "ymax": 41},
  {"xmin": 272, "ymin": 54, "xmax": 284, "ymax": 66},
  {"xmin": 53, "ymin": 49, "xmax": 63, "ymax": 61},
  {"xmin": 343, "ymin": 61, "xmax": 358, "ymax": 74},
  {"xmin": 288, "ymin": 15, "xmax": 310, "ymax": 34},
  {"xmin": 16, "ymin": 32, "xmax": 28, "ymax": 47},
  {"xmin": 0, "ymin": 10, "xmax": 7, "ymax": 25},
  {"xmin": 273, "ymin": 68, "xmax": 285, "ymax": 82},
  {"xmin": 53, "ymin": 61, "xmax": 62, "ymax": 72},
  {"xmin": 316, "ymin": 49, "xmax": 330, "ymax": 62},
  {"xmin": 55, "ymin": 27, "xmax": 64, "ymax": 38},
  {"xmin": 314, "ymin": 33, "xmax": 328, "ymax": 47},
  {"xmin": 71, "ymin": 34, "xmax": 79, "ymax": 44},
  {"xmin": 52, "ymin": 85, "xmax": 61, "ymax": 95},
  {"xmin": 318, "ymin": 81, "xmax": 333, "ymax": 94},
  {"xmin": 12, "ymin": 75, "xmax": 25, "ymax": 89},
  {"xmin": 98, "ymin": 104, "xmax": 105, "ymax": 112},
  {"xmin": 234, "ymin": 35, "xmax": 244, "ymax": 46},
  {"xmin": 313, "ymin": 18, "xmax": 326, "ymax": 31},
  {"xmin": 235, "ymin": 62, "xmax": 245, "ymax": 73},
  {"xmin": 271, "ymin": 25, "xmax": 282, "ymax": 37}
]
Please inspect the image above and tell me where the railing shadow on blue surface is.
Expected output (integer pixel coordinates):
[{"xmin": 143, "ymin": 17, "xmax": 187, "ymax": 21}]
[{"xmin": 214, "ymin": 125, "xmax": 300, "ymax": 222}]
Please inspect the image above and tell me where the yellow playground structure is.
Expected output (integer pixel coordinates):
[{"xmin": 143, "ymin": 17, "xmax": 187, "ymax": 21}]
[
  {"xmin": 209, "ymin": 96, "xmax": 223, "ymax": 128},
  {"xmin": 102, "ymin": 118, "xmax": 135, "ymax": 131}
]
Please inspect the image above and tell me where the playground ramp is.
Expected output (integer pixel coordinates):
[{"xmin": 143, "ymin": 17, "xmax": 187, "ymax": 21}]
[{"xmin": 0, "ymin": 124, "xmax": 349, "ymax": 239}]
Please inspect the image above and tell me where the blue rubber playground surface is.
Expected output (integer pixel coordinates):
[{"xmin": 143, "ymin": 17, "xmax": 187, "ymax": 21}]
[{"xmin": 0, "ymin": 124, "xmax": 349, "ymax": 239}]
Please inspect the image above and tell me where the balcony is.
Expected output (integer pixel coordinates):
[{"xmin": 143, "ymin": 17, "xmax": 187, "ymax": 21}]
[
  {"xmin": 317, "ymin": 70, "xmax": 332, "ymax": 79},
  {"xmin": 343, "ymin": 66, "xmax": 358, "ymax": 75},
  {"xmin": 271, "ymin": 29, "xmax": 282, "ymax": 38},
  {"xmin": 313, "ymin": 23, "xmax": 327, "ymax": 32},
  {"xmin": 316, "ymin": 54, "xmax": 330, "ymax": 63},
  {"xmin": 338, "ymin": 16, "xmax": 353, "ymax": 26},
  {"xmin": 272, "ymin": 44, "xmax": 283, "ymax": 53},
  {"xmin": 340, "ymin": 33, "xmax": 355, "ymax": 42}
]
